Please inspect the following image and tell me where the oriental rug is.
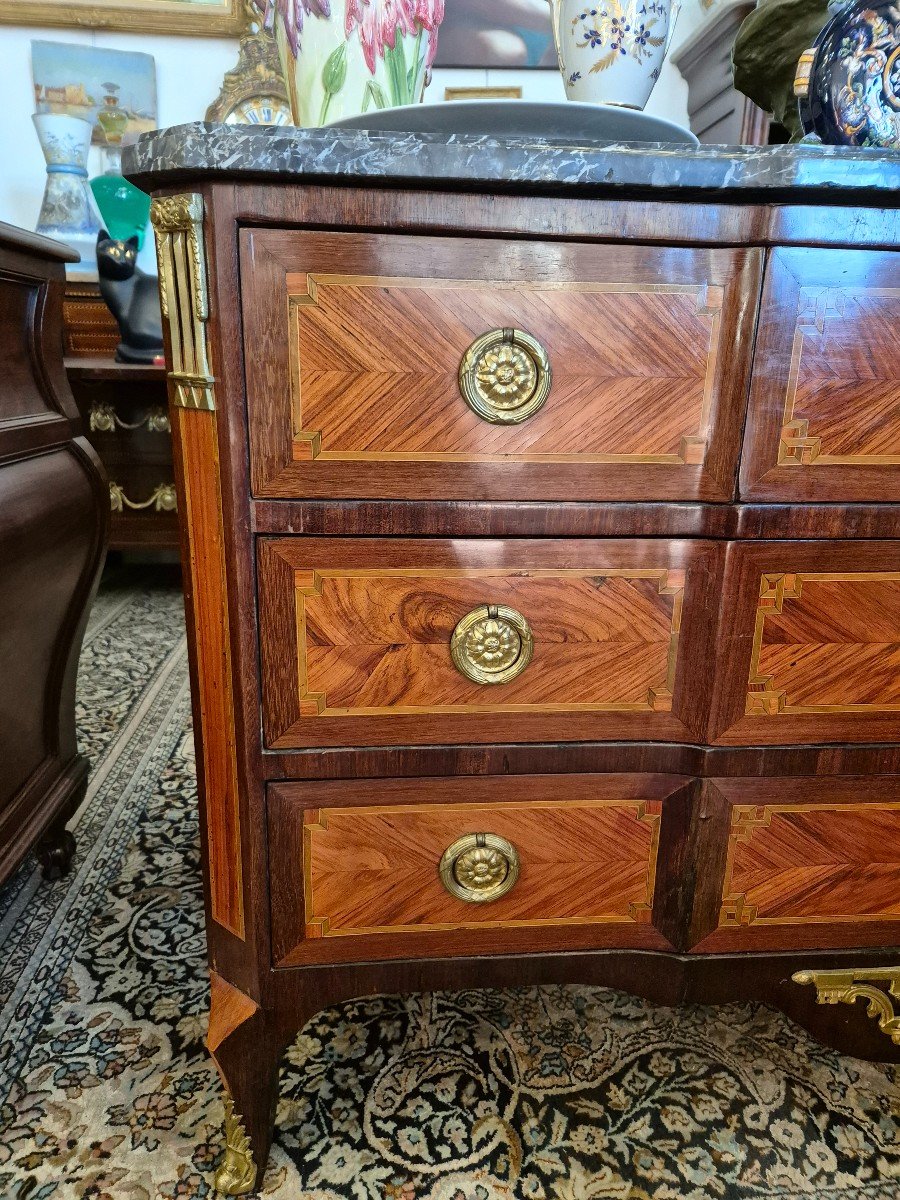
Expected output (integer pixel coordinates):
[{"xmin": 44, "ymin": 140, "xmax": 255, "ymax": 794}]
[{"xmin": 1, "ymin": 570, "xmax": 899, "ymax": 1200}]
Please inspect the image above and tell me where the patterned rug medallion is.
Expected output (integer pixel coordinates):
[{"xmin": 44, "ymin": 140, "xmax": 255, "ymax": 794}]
[{"xmin": 1, "ymin": 572, "xmax": 899, "ymax": 1200}]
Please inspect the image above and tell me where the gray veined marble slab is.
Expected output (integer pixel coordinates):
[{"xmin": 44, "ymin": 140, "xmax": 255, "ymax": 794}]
[{"xmin": 124, "ymin": 121, "xmax": 900, "ymax": 203}]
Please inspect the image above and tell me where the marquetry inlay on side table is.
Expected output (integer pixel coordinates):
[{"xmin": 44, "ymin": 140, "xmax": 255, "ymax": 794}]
[{"xmin": 126, "ymin": 126, "xmax": 900, "ymax": 1195}]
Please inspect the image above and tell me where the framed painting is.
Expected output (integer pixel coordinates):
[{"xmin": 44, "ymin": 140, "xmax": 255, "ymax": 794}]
[
  {"xmin": 33, "ymin": 42, "xmax": 158, "ymax": 145},
  {"xmin": 435, "ymin": 0, "xmax": 557, "ymax": 69},
  {"xmin": 0, "ymin": 0, "xmax": 243, "ymax": 37}
]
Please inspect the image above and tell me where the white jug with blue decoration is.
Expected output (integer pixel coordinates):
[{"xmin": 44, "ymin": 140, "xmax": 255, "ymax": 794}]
[{"xmin": 548, "ymin": 0, "xmax": 682, "ymax": 110}]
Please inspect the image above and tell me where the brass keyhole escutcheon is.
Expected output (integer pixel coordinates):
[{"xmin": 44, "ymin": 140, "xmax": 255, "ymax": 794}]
[
  {"xmin": 459, "ymin": 328, "xmax": 552, "ymax": 424},
  {"xmin": 450, "ymin": 604, "xmax": 534, "ymax": 685},
  {"xmin": 439, "ymin": 832, "xmax": 520, "ymax": 904}
]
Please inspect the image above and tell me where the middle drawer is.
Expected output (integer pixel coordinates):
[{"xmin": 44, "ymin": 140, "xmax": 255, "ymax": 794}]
[{"xmin": 258, "ymin": 537, "xmax": 721, "ymax": 748}]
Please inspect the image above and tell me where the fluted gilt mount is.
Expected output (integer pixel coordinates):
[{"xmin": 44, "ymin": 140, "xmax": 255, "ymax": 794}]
[{"xmin": 150, "ymin": 193, "xmax": 216, "ymax": 411}]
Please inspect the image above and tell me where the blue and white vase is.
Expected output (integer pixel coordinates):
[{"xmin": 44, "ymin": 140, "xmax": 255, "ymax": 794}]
[
  {"xmin": 549, "ymin": 0, "xmax": 682, "ymax": 110},
  {"xmin": 33, "ymin": 113, "xmax": 101, "ymax": 276}
]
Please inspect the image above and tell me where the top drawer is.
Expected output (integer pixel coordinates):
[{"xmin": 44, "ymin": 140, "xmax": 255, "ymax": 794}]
[
  {"xmin": 241, "ymin": 230, "xmax": 760, "ymax": 502},
  {"xmin": 741, "ymin": 248, "xmax": 900, "ymax": 502}
]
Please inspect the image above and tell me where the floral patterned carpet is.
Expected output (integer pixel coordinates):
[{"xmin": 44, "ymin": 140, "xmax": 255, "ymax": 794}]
[{"xmin": 2, "ymin": 570, "xmax": 900, "ymax": 1200}]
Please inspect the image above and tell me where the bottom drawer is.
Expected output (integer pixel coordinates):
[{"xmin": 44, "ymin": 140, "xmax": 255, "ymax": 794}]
[
  {"xmin": 693, "ymin": 776, "xmax": 900, "ymax": 954},
  {"xmin": 268, "ymin": 774, "xmax": 689, "ymax": 967}
]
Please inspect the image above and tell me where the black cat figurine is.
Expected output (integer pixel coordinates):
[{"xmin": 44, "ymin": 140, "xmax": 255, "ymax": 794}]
[{"xmin": 96, "ymin": 231, "xmax": 165, "ymax": 365}]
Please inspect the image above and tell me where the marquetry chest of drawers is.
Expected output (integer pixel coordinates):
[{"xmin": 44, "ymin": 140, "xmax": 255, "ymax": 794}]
[{"xmin": 131, "ymin": 129, "xmax": 900, "ymax": 1196}]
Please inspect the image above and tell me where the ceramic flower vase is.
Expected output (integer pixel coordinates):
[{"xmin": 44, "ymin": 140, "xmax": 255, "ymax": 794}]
[
  {"xmin": 33, "ymin": 113, "xmax": 101, "ymax": 276},
  {"xmin": 266, "ymin": 0, "xmax": 445, "ymax": 127},
  {"xmin": 549, "ymin": 0, "xmax": 682, "ymax": 110}
]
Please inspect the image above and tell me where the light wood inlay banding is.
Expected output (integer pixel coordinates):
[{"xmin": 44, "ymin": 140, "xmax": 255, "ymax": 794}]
[
  {"xmin": 720, "ymin": 802, "xmax": 900, "ymax": 928},
  {"xmin": 294, "ymin": 567, "xmax": 684, "ymax": 718},
  {"xmin": 302, "ymin": 798, "xmax": 662, "ymax": 938},
  {"xmin": 779, "ymin": 286, "xmax": 900, "ymax": 467},
  {"xmin": 288, "ymin": 273, "xmax": 724, "ymax": 467},
  {"xmin": 178, "ymin": 409, "xmax": 244, "ymax": 938},
  {"xmin": 746, "ymin": 572, "xmax": 900, "ymax": 716}
]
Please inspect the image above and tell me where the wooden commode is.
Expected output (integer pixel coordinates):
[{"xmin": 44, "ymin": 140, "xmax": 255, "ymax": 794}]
[{"xmin": 126, "ymin": 126, "xmax": 900, "ymax": 1195}]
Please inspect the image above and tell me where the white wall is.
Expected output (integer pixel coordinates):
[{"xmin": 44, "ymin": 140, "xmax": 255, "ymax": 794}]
[{"xmin": 0, "ymin": 0, "xmax": 715, "ymax": 237}]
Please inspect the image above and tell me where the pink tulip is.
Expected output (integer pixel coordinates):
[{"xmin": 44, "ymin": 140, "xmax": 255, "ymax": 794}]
[
  {"xmin": 345, "ymin": 0, "xmax": 420, "ymax": 73},
  {"xmin": 270, "ymin": 0, "xmax": 332, "ymax": 56},
  {"xmin": 414, "ymin": 0, "xmax": 444, "ymax": 64}
]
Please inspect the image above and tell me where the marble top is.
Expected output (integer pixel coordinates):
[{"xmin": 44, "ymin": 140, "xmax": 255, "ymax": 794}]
[{"xmin": 124, "ymin": 121, "xmax": 900, "ymax": 202}]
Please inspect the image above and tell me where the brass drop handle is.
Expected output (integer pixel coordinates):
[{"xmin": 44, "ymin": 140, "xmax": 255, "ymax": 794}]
[
  {"xmin": 459, "ymin": 327, "xmax": 551, "ymax": 424},
  {"xmin": 109, "ymin": 481, "xmax": 177, "ymax": 513},
  {"xmin": 439, "ymin": 832, "xmax": 520, "ymax": 904},
  {"xmin": 450, "ymin": 604, "xmax": 534, "ymax": 685}
]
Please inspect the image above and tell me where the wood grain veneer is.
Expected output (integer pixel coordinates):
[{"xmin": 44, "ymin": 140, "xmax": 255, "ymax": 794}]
[
  {"xmin": 691, "ymin": 777, "xmax": 900, "ymax": 953},
  {"xmin": 175, "ymin": 408, "xmax": 244, "ymax": 939},
  {"xmin": 258, "ymin": 537, "xmax": 722, "ymax": 748},
  {"xmin": 268, "ymin": 774, "xmax": 688, "ymax": 966},
  {"xmin": 711, "ymin": 541, "xmax": 900, "ymax": 745},
  {"xmin": 741, "ymin": 248, "xmax": 900, "ymax": 502},
  {"xmin": 135, "ymin": 172, "xmax": 900, "ymax": 1189},
  {"xmin": 242, "ymin": 231, "xmax": 760, "ymax": 503}
]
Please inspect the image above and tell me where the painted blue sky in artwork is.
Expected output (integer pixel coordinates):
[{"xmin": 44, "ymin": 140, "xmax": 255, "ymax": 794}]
[{"xmin": 32, "ymin": 40, "xmax": 157, "ymax": 136}]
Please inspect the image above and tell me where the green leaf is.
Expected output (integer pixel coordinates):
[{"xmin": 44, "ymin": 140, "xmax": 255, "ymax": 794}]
[
  {"xmin": 319, "ymin": 41, "xmax": 348, "ymax": 124},
  {"xmin": 732, "ymin": 0, "xmax": 829, "ymax": 139},
  {"xmin": 321, "ymin": 40, "xmax": 348, "ymax": 96},
  {"xmin": 363, "ymin": 79, "xmax": 389, "ymax": 112},
  {"xmin": 384, "ymin": 34, "xmax": 409, "ymax": 106},
  {"xmin": 407, "ymin": 26, "xmax": 425, "ymax": 96}
]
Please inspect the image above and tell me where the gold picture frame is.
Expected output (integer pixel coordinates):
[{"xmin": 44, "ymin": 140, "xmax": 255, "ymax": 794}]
[
  {"xmin": 0, "ymin": 0, "xmax": 244, "ymax": 37},
  {"xmin": 444, "ymin": 86, "xmax": 524, "ymax": 102}
]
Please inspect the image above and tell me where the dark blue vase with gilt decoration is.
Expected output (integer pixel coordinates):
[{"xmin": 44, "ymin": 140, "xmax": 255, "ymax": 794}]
[{"xmin": 795, "ymin": 0, "xmax": 900, "ymax": 146}]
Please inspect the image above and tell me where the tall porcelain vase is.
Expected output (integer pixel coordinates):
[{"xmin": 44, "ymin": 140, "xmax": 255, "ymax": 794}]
[
  {"xmin": 548, "ymin": 0, "xmax": 681, "ymax": 110},
  {"xmin": 33, "ymin": 113, "xmax": 101, "ymax": 276},
  {"xmin": 268, "ymin": 0, "xmax": 445, "ymax": 128}
]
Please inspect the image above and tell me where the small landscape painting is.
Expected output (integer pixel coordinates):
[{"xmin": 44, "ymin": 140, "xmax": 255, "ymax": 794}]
[{"xmin": 32, "ymin": 41, "xmax": 158, "ymax": 147}]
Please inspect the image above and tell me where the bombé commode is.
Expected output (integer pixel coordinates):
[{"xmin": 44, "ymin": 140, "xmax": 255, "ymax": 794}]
[{"xmin": 125, "ymin": 123, "xmax": 900, "ymax": 1195}]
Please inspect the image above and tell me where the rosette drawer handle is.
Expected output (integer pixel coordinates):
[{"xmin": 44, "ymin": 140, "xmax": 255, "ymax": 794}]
[
  {"xmin": 450, "ymin": 604, "xmax": 534, "ymax": 685},
  {"xmin": 458, "ymin": 327, "xmax": 551, "ymax": 424},
  {"xmin": 439, "ymin": 832, "xmax": 520, "ymax": 904}
]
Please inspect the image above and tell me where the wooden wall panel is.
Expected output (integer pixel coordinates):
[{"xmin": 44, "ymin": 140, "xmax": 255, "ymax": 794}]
[
  {"xmin": 242, "ymin": 230, "xmax": 760, "ymax": 502},
  {"xmin": 269, "ymin": 774, "xmax": 689, "ymax": 966},
  {"xmin": 258, "ymin": 538, "xmax": 722, "ymax": 748},
  {"xmin": 741, "ymin": 248, "xmax": 900, "ymax": 502},
  {"xmin": 710, "ymin": 541, "xmax": 900, "ymax": 745},
  {"xmin": 692, "ymin": 778, "xmax": 900, "ymax": 953}
]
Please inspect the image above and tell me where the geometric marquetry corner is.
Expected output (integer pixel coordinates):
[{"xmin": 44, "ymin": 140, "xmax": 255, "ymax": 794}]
[
  {"xmin": 718, "ymin": 804, "xmax": 773, "ymax": 927},
  {"xmin": 287, "ymin": 273, "xmax": 725, "ymax": 468},
  {"xmin": 719, "ymin": 800, "xmax": 900, "ymax": 931},
  {"xmin": 745, "ymin": 570, "xmax": 900, "ymax": 718},
  {"xmin": 778, "ymin": 285, "xmax": 900, "ymax": 469},
  {"xmin": 745, "ymin": 573, "xmax": 802, "ymax": 716},
  {"xmin": 301, "ymin": 798, "xmax": 663, "ymax": 940},
  {"xmin": 291, "ymin": 565, "xmax": 685, "ymax": 719},
  {"xmin": 778, "ymin": 417, "xmax": 822, "ymax": 466},
  {"xmin": 793, "ymin": 968, "xmax": 900, "ymax": 1046}
]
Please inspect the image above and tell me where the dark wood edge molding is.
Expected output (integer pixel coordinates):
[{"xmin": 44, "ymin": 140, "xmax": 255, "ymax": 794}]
[
  {"xmin": 268, "ymin": 946, "xmax": 900, "ymax": 1064},
  {"xmin": 260, "ymin": 742, "xmax": 900, "ymax": 781},
  {"xmin": 251, "ymin": 501, "xmax": 900, "ymax": 541}
]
